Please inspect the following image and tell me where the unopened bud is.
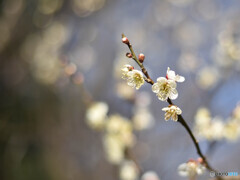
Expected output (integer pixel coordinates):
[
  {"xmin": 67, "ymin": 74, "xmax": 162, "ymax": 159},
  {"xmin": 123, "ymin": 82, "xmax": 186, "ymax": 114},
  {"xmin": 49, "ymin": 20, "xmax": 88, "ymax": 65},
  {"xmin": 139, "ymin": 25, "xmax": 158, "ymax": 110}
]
[
  {"xmin": 138, "ymin": 53, "xmax": 145, "ymax": 63},
  {"xmin": 122, "ymin": 37, "xmax": 129, "ymax": 44},
  {"xmin": 126, "ymin": 52, "xmax": 132, "ymax": 58},
  {"xmin": 188, "ymin": 159, "xmax": 196, "ymax": 163},
  {"xmin": 64, "ymin": 62, "xmax": 77, "ymax": 76},
  {"xmin": 197, "ymin": 158, "xmax": 203, "ymax": 164},
  {"xmin": 128, "ymin": 66, "xmax": 134, "ymax": 71},
  {"xmin": 72, "ymin": 72, "xmax": 84, "ymax": 84}
]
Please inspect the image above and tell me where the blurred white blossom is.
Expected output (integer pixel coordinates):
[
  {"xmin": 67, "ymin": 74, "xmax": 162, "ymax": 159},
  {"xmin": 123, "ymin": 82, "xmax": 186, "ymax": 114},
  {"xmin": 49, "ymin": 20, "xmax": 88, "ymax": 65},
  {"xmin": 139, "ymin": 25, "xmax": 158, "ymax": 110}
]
[
  {"xmin": 103, "ymin": 114, "xmax": 135, "ymax": 164},
  {"xmin": 196, "ymin": 66, "xmax": 219, "ymax": 90},
  {"xmin": 194, "ymin": 106, "xmax": 240, "ymax": 141},
  {"xmin": 132, "ymin": 108, "xmax": 154, "ymax": 130},
  {"xmin": 119, "ymin": 160, "xmax": 139, "ymax": 180},
  {"xmin": 178, "ymin": 160, "xmax": 205, "ymax": 178},
  {"xmin": 224, "ymin": 120, "xmax": 240, "ymax": 141},
  {"xmin": 86, "ymin": 102, "xmax": 108, "ymax": 130},
  {"xmin": 162, "ymin": 105, "xmax": 182, "ymax": 121},
  {"xmin": 233, "ymin": 103, "xmax": 240, "ymax": 120},
  {"xmin": 105, "ymin": 114, "xmax": 135, "ymax": 146},
  {"xmin": 210, "ymin": 118, "xmax": 225, "ymax": 140},
  {"xmin": 141, "ymin": 171, "xmax": 160, "ymax": 180},
  {"xmin": 194, "ymin": 107, "xmax": 211, "ymax": 128},
  {"xmin": 116, "ymin": 82, "xmax": 135, "ymax": 100},
  {"xmin": 103, "ymin": 134, "xmax": 125, "ymax": 164}
]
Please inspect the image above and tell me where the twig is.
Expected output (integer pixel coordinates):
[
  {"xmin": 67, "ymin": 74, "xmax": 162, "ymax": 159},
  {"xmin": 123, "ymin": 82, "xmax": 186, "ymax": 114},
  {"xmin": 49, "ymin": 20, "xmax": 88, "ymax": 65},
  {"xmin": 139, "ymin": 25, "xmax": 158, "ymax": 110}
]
[{"xmin": 122, "ymin": 33, "xmax": 221, "ymax": 178}]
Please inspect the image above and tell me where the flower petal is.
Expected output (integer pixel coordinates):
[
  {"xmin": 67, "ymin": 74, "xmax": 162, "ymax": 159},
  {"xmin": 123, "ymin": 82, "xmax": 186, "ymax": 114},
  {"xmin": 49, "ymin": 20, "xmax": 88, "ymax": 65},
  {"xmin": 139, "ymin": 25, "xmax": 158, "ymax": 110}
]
[
  {"xmin": 165, "ymin": 113, "xmax": 171, "ymax": 120},
  {"xmin": 169, "ymin": 88, "xmax": 178, "ymax": 100},
  {"xmin": 167, "ymin": 67, "xmax": 176, "ymax": 80},
  {"xmin": 176, "ymin": 107, "xmax": 182, "ymax": 114},
  {"xmin": 156, "ymin": 77, "xmax": 167, "ymax": 83},
  {"xmin": 168, "ymin": 80, "xmax": 177, "ymax": 89},
  {"xmin": 162, "ymin": 107, "xmax": 169, "ymax": 112},
  {"xmin": 172, "ymin": 113, "xmax": 178, "ymax": 121},
  {"xmin": 152, "ymin": 83, "xmax": 159, "ymax": 93},
  {"xmin": 157, "ymin": 92, "xmax": 168, "ymax": 101},
  {"xmin": 175, "ymin": 75, "xmax": 185, "ymax": 82}
]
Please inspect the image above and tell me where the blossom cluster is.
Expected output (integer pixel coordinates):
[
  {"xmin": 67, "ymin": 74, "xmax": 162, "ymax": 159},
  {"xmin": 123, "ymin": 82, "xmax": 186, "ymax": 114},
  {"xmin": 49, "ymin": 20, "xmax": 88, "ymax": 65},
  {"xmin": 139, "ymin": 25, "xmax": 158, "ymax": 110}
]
[
  {"xmin": 178, "ymin": 158, "xmax": 206, "ymax": 178},
  {"xmin": 194, "ymin": 105, "xmax": 240, "ymax": 141},
  {"xmin": 122, "ymin": 66, "xmax": 184, "ymax": 121},
  {"xmin": 85, "ymin": 101, "xmax": 159, "ymax": 180}
]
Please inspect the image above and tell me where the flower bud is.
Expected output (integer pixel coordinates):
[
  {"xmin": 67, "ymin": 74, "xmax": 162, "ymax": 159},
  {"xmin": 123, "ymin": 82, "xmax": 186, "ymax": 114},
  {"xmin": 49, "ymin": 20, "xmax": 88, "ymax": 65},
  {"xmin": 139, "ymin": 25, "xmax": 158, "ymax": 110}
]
[
  {"xmin": 122, "ymin": 37, "xmax": 129, "ymax": 44},
  {"xmin": 72, "ymin": 72, "xmax": 84, "ymax": 84},
  {"xmin": 197, "ymin": 158, "xmax": 203, "ymax": 164},
  {"xmin": 138, "ymin": 53, "xmax": 145, "ymax": 63},
  {"xmin": 126, "ymin": 52, "xmax": 132, "ymax": 58},
  {"xmin": 128, "ymin": 66, "xmax": 134, "ymax": 71}
]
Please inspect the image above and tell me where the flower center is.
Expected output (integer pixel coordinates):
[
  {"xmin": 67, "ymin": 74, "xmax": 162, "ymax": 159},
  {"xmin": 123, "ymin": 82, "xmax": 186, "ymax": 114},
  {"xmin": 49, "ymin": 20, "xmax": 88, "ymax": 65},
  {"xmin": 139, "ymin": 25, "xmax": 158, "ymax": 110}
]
[
  {"xmin": 133, "ymin": 73, "xmax": 143, "ymax": 83},
  {"xmin": 161, "ymin": 82, "xmax": 170, "ymax": 93}
]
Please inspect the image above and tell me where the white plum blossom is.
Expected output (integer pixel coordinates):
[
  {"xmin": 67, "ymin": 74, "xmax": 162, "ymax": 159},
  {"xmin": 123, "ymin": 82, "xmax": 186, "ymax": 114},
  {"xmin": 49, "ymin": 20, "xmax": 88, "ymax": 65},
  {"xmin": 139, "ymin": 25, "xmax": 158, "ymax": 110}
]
[
  {"xmin": 178, "ymin": 160, "xmax": 205, "ymax": 178},
  {"xmin": 152, "ymin": 77, "xmax": 178, "ymax": 101},
  {"xmin": 224, "ymin": 120, "xmax": 240, "ymax": 141},
  {"xmin": 132, "ymin": 108, "xmax": 154, "ymax": 130},
  {"xmin": 210, "ymin": 118, "xmax": 225, "ymax": 140},
  {"xmin": 162, "ymin": 105, "xmax": 182, "ymax": 121},
  {"xmin": 106, "ymin": 114, "xmax": 135, "ymax": 147},
  {"xmin": 103, "ymin": 114, "xmax": 136, "ymax": 164},
  {"xmin": 119, "ymin": 160, "xmax": 139, "ymax": 180},
  {"xmin": 103, "ymin": 134, "xmax": 125, "ymax": 164},
  {"xmin": 86, "ymin": 102, "xmax": 108, "ymax": 130},
  {"xmin": 122, "ymin": 64, "xmax": 133, "ymax": 79},
  {"xmin": 166, "ymin": 67, "xmax": 185, "ymax": 82},
  {"xmin": 141, "ymin": 171, "xmax": 160, "ymax": 180},
  {"xmin": 194, "ymin": 107, "xmax": 240, "ymax": 141},
  {"xmin": 121, "ymin": 65, "xmax": 145, "ymax": 90}
]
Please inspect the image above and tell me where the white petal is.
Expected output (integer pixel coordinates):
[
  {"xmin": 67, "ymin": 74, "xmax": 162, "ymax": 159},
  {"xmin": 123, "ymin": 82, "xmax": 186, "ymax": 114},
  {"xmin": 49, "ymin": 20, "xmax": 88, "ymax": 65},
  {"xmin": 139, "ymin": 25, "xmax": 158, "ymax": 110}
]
[
  {"xmin": 127, "ymin": 71, "xmax": 134, "ymax": 76},
  {"xmin": 169, "ymin": 88, "xmax": 178, "ymax": 100},
  {"xmin": 175, "ymin": 75, "xmax": 185, "ymax": 82},
  {"xmin": 141, "ymin": 171, "xmax": 160, "ymax": 180},
  {"xmin": 178, "ymin": 163, "xmax": 189, "ymax": 177},
  {"xmin": 176, "ymin": 107, "xmax": 182, "ymax": 115},
  {"xmin": 152, "ymin": 83, "xmax": 160, "ymax": 93},
  {"xmin": 165, "ymin": 113, "xmax": 171, "ymax": 120},
  {"xmin": 162, "ymin": 107, "xmax": 169, "ymax": 112},
  {"xmin": 196, "ymin": 165, "xmax": 205, "ymax": 175},
  {"xmin": 168, "ymin": 80, "xmax": 177, "ymax": 89},
  {"xmin": 172, "ymin": 113, "xmax": 178, "ymax": 121},
  {"xmin": 133, "ymin": 69, "xmax": 143, "ymax": 76},
  {"xmin": 167, "ymin": 69, "xmax": 176, "ymax": 80},
  {"xmin": 157, "ymin": 92, "xmax": 168, "ymax": 101},
  {"xmin": 156, "ymin": 77, "xmax": 167, "ymax": 83}
]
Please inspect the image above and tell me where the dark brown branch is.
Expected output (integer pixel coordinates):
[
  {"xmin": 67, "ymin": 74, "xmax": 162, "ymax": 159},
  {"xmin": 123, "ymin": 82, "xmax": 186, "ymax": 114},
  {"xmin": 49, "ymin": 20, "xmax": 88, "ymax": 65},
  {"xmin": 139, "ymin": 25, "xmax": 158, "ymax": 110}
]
[{"xmin": 122, "ymin": 33, "xmax": 221, "ymax": 178}]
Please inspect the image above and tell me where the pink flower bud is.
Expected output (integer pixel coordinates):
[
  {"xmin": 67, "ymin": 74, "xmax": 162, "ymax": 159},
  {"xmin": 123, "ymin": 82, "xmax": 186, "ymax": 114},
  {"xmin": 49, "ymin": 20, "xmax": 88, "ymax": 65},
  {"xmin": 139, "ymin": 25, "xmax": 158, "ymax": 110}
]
[
  {"xmin": 197, "ymin": 158, "xmax": 204, "ymax": 164},
  {"xmin": 122, "ymin": 37, "xmax": 129, "ymax": 44},
  {"xmin": 126, "ymin": 52, "xmax": 132, "ymax": 58},
  {"xmin": 138, "ymin": 53, "xmax": 145, "ymax": 63},
  {"xmin": 188, "ymin": 159, "xmax": 196, "ymax": 163},
  {"xmin": 128, "ymin": 66, "xmax": 134, "ymax": 71}
]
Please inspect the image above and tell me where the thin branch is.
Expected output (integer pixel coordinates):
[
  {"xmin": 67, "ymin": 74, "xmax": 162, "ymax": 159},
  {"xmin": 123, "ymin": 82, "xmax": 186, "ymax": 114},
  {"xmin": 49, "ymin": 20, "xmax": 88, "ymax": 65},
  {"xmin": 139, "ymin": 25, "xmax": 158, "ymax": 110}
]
[
  {"xmin": 122, "ymin": 33, "xmax": 221, "ymax": 177},
  {"xmin": 122, "ymin": 34, "xmax": 154, "ymax": 85}
]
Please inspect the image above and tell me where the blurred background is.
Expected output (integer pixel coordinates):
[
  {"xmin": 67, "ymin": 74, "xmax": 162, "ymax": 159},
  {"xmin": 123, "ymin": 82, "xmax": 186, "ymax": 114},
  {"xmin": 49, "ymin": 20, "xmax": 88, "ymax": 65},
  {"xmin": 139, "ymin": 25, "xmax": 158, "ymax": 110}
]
[{"xmin": 1, "ymin": 0, "xmax": 240, "ymax": 179}]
